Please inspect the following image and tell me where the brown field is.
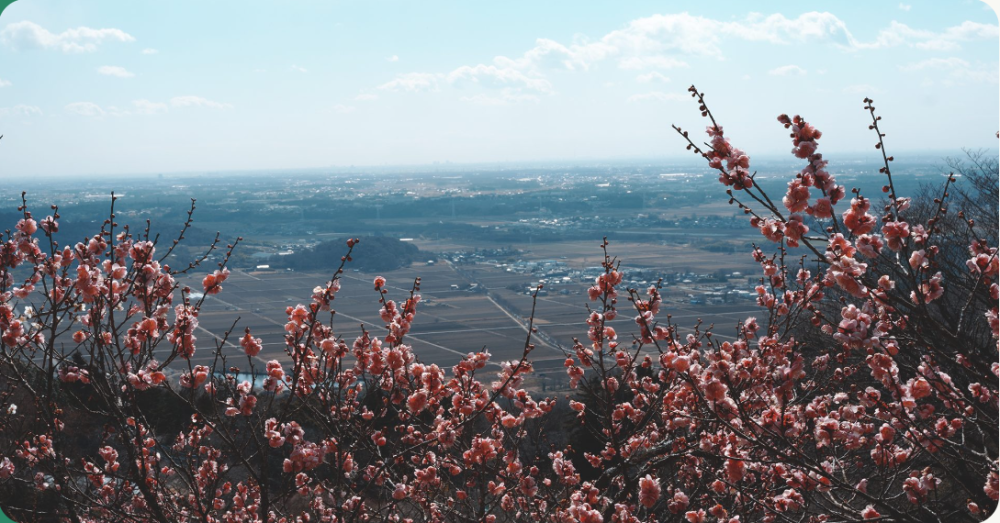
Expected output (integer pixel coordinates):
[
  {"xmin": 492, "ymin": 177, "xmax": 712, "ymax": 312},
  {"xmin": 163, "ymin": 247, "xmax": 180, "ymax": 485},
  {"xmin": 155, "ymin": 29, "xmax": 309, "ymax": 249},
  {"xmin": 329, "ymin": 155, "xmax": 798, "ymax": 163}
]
[{"xmin": 175, "ymin": 238, "xmax": 762, "ymax": 390}]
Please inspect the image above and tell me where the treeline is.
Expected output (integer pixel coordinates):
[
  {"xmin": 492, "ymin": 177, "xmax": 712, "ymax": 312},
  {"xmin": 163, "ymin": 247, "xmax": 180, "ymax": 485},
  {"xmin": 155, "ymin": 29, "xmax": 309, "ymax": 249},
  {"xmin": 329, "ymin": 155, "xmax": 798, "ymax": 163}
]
[{"xmin": 268, "ymin": 236, "xmax": 427, "ymax": 272}]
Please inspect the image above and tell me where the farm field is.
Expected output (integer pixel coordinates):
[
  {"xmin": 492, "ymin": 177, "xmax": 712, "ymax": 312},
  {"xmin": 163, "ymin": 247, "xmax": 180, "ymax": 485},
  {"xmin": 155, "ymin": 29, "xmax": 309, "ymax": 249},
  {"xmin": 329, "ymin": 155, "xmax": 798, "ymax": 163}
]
[{"xmin": 176, "ymin": 238, "xmax": 762, "ymax": 390}]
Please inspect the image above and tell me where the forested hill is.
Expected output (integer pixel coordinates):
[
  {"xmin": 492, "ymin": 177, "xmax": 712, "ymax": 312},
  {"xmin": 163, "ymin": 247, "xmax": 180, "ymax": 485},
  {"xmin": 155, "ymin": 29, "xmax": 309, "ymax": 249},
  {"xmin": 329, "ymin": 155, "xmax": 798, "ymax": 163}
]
[{"xmin": 270, "ymin": 236, "xmax": 426, "ymax": 272}]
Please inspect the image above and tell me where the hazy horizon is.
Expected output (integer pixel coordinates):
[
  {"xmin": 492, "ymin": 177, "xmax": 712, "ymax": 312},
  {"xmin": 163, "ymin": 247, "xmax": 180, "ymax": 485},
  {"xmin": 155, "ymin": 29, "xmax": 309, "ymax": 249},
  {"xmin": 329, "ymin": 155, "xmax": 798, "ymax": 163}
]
[{"xmin": 0, "ymin": 146, "xmax": 988, "ymax": 181}]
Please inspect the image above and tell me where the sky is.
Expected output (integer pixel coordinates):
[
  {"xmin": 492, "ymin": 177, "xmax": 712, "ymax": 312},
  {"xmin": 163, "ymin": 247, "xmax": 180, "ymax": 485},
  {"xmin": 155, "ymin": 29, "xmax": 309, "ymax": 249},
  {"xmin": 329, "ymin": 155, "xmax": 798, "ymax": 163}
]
[{"xmin": 0, "ymin": 0, "xmax": 997, "ymax": 177}]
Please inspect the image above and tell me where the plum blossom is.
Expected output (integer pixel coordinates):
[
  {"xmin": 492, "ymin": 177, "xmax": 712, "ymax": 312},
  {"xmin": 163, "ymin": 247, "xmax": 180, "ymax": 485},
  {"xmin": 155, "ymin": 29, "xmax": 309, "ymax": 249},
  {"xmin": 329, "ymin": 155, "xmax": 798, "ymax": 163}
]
[{"xmin": 638, "ymin": 474, "xmax": 660, "ymax": 509}]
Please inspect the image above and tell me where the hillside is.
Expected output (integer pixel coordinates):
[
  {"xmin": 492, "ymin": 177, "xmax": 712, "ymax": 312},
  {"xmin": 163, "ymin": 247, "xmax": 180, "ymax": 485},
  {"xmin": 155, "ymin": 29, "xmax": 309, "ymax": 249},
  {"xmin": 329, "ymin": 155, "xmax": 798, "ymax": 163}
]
[{"xmin": 270, "ymin": 236, "xmax": 427, "ymax": 273}]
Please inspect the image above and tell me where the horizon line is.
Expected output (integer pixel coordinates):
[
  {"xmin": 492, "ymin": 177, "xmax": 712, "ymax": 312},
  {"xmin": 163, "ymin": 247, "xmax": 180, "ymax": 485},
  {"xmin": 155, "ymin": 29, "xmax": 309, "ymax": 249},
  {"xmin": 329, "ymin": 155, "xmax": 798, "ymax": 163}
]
[{"xmin": 5, "ymin": 146, "xmax": 994, "ymax": 181}]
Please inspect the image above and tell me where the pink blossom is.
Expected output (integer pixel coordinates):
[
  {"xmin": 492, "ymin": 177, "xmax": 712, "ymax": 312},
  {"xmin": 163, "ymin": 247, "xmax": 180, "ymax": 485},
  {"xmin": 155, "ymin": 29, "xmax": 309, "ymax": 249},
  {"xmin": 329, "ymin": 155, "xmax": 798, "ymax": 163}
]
[
  {"xmin": 882, "ymin": 221, "xmax": 910, "ymax": 251},
  {"xmin": 202, "ymin": 268, "xmax": 230, "ymax": 295},
  {"xmin": 240, "ymin": 330, "xmax": 262, "ymax": 357},
  {"xmin": 856, "ymin": 234, "xmax": 884, "ymax": 258},
  {"xmin": 908, "ymin": 250, "xmax": 927, "ymax": 269},
  {"xmin": 668, "ymin": 490, "xmax": 690, "ymax": 513},
  {"xmin": 638, "ymin": 474, "xmax": 660, "ymax": 509},
  {"xmin": 985, "ymin": 471, "xmax": 999, "ymax": 501},
  {"xmin": 685, "ymin": 509, "xmax": 707, "ymax": 523},
  {"xmin": 808, "ymin": 197, "xmax": 833, "ymax": 219},
  {"xmin": 407, "ymin": 390, "xmax": 429, "ymax": 413},
  {"xmin": 16, "ymin": 218, "xmax": 37, "ymax": 235},
  {"xmin": 842, "ymin": 197, "xmax": 876, "ymax": 235},
  {"xmin": 783, "ymin": 179, "xmax": 811, "ymax": 213},
  {"xmin": 179, "ymin": 365, "xmax": 210, "ymax": 388}
]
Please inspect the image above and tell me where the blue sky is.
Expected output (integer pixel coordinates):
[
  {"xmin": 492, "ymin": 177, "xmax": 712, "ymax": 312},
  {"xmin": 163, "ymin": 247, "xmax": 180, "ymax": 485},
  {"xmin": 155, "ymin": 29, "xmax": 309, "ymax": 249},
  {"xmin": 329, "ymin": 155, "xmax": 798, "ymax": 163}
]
[{"xmin": 0, "ymin": 0, "xmax": 997, "ymax": 177}]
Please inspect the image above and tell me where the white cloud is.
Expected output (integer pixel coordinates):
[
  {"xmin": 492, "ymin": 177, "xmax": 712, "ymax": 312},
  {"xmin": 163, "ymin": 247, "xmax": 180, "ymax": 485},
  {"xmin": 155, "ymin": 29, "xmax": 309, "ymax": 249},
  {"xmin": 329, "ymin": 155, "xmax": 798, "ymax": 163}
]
[
  {"xmin": 930, "ymin": 21, "xmax": 1000, "ymax": 46},
  {"xmin": 492, "ymin": 37, "xmax": 599, "ymax": 71},
  {"xmin": 16, "ymin": 104, "xmax": 41, "ymax": 116},
  {"xmin": 372, "ymin": 12, "xmax": 889, "ymax": 99},
  {"xmin": 332, "ymin": 104, "xmax": 356, "ymax": 113},
  {"xmin": 290, "ymin": 65, "xmax": 308, "ymax": 73},
  {"xmin": 372, "ymin": 11, "xmax": 998, "ymax": 102},
  {"xmin": 354, "ymin": 93, "xmax": 379, "ymax": 101},
  {"xmin": 459, "ymin": 89, "xmax": 540, "ymax": 105},
  {"xmin": 949, "ymin": 68, "xmax": 998, "ymax": 84},
  {"xmin": 618, "ymin": 56, "xmax": 689, "ymax": 70},
  {"xmin": 381, "ymin": 64, "xmax": 553, "ymax": 97},
  {"xmin": 170, "ymin": 96, "xmax": 233, "ymax": 110},
  {"xmin": 769, "ymin": 64, "xmax": 807, "ymax": 76},
  {"xmin": 899, "ymin": 3, "xmax": 912, "ymax": 11},
  {"xmin": 854, "ymin": 20, "xmax": 999, "ymax": 51},
  {"xmin": 65, "ymin": 102, "xmax": 105, "ymax": 117},
  {"xmin": 447, "ymin": 64, "xmax": 552, "ymax": 93},
  {"xmin": 459, "ymin": 94, "xmax": 504, "ymax": 105},
  {"xmin": 378, "ymin": 72, "xmax": 443, "ymax": 92},
  {"xmin": 384, "ymin": 11, "xmax": 851, "ymax": 100},
  {"xmin": 627, "ymin": 91, "xmax": 687, "ymax": 103},
  {"xmin": 132, "ymin": 99, "xmax": 168, "ymax": 115},
  {"xmin": 842, "ymin": 84, "xmax": 883, "ymax": 95},
  {"xmin": 522, "ymin": 12, "xmax": 860, "ymax": 66},
  {"xmin": 67, "ymin": 96, "xmax": 227, "ymax": 115},
  {"xmin": 899, "ymin": 57, "xmax": 998, "ymax": 84},
  {"xmin": 899, "ymin": 57, "xmax": 971, "ymax": 71},
  {"xmin": 105, "ymin": 106, "xmax": 128, "ymax": 117},
  {"xmin": 0, "ymin": 104, "xmax": 42, "ymax": 117},
  {"xmin": 521, "ymin": 13, "xmax": 998, "ymax": 64},
  {"xmin": 0, "ymin": 78, "xmax": 9, "ymax": 87},
  {"xmin": 636, "ymin": 71, "xmax": 670, "ymax": 83},
  {"xmin": 141, "ymin": 48, "xmax": 158, "ymax": 55},
  {"xmin": 1, "ymin": 21, "xmax": 134, "ymax": 53},
  {"xmin": 62, "ymin": 99, "xmax": 169, "ymax": 117},
  {"xmin": 387, "ymin": 55, "xmax": 399, "ymax": 62},
  {"xmin": 97, "ymin": 65, "xmax": 134, "ymax": 78},
  {"xmin": 856, "ymin": 21, "xmax": 937, "ymax": 49}
]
